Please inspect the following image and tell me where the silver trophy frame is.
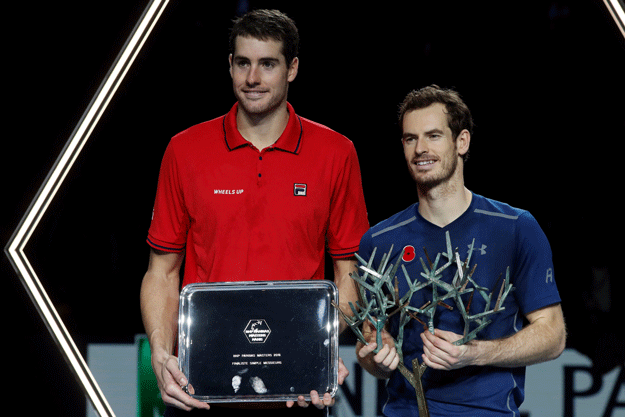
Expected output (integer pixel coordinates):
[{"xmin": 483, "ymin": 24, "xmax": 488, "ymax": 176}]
[{"xmin": 178, "ymin": 280, "xmax": 339, "ymax": 403}]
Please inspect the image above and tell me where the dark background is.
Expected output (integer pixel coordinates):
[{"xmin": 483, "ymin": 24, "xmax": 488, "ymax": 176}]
[{"xmin": 4, "ymin": 0, "xmax": 625, "ymax": 414}]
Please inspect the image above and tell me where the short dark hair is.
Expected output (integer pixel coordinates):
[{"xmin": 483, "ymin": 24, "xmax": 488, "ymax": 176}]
[
  {"xmin": 229, "ymin": 9, "xmax": 299, "ymax": 65},
  {"xmin": 399, "ymin": 85, "xmax": 473, "ymax": 161}
]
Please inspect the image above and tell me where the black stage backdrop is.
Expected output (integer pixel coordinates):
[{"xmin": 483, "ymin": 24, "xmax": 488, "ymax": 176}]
[{"xmin": 4, "ymin": 1, "xmax": 625, "ymax": 414}]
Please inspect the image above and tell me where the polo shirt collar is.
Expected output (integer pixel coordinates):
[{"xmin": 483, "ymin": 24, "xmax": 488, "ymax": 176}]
[{"xmin": 223, "ymin": 102, "xmax": 303, "ymax": 154}]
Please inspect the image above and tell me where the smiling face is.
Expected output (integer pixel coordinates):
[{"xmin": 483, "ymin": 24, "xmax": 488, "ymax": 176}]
[
  {"xmin": 229, "ymin": 36, "xmax": 299, "ymax": 119},
  {"xmin": 402, "ymin": 103, "xmax": 470, "ymax": 190}
]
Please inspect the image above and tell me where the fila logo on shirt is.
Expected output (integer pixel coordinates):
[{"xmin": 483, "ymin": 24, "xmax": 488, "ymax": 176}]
[{"xmin": 294, "ymin": 183, "xmax": 307, "ymax": 196}]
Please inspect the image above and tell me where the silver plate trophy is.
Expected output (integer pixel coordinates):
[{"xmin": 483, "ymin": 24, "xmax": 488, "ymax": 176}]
[{"xmin": 178, "ymin": 280, "xmax": 339, "ymax": 403}]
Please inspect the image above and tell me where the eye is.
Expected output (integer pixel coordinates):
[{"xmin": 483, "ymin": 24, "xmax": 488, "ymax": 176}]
[
  {"xmin": 261, "ymin": 60, "xmax": 277, "ymax": 69},
  {"xmin": 234, "ymin": 59, "xmax": 250, "ymax": 68},
  {"xmin": 428, "ymin": 133, "xmax": 443, "ymax": 140}
]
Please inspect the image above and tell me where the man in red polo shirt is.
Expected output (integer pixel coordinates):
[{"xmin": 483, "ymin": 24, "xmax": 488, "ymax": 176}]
[{"xmin": 140, "ymin": 9, "xmax": 369, "ymax": 416}]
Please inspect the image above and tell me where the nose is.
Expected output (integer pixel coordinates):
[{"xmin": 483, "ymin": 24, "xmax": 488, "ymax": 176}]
[
  {"xmin": 414, "ymin": 138, "xmax": 429, "ymax": 156},
  {"xmin": 246, "ymin": 64, "xmax": 261, "ymax": 86}
]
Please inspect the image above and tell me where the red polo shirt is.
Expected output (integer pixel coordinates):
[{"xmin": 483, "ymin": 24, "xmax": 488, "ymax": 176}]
[{"xmin": 147, "ymin": 102, "xmax": 369, "ymax": 288}]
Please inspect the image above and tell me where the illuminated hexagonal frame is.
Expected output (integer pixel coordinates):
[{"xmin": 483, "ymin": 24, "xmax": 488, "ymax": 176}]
[
  {"xmin": 4, "ymin": 1, "xmax": 170, "ymax": 415},
  {"xmin": 603, "ymin": 0, "xmax": 625, "ymax": 38},
  {"xmin": 3, "ymin": 1, "xmax": 624, "ymax": 416}
]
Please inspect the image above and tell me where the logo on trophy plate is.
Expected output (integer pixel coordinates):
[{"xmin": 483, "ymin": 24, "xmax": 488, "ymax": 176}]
[{"xmin": 244, "ymin": 319, "xmax": 272, "ymax": 344}]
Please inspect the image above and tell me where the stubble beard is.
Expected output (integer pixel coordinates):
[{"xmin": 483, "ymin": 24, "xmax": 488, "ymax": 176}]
[
  {"xmin": 412, "ymin": 149, "xmax": 461, "ymax": 195},
  {"xmin": 235, "ymin": 85, "xmax": 289, "ymax": 121}
]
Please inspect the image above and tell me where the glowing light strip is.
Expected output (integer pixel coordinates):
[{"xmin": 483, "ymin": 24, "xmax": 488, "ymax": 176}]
[
  {"xmin": 603, "ymin": 0, "xmax": 625, "ymax": 39},
  {"xmin": 4, "ymin": 0, "xmax": 170, "ymax": 415}
]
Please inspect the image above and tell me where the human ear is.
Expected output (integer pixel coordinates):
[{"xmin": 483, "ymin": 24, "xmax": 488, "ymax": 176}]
[
  {"xmin": 457, "ymin": 129, "xmax": 471, "ymax": 157},
  {"xmin": 287, "ymin": 57, "xmax": 299, "ymax": 82}
]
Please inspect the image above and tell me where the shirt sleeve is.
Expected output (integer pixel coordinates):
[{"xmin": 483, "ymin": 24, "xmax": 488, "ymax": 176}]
[
  {"xmin": 512, "ymin": 211, "xmax": 561, "ymax": 314},
  {"xmin": 326, "ymin": 141, "xmax": 370, "ymax": 258},
  {"xmin": 357, "ymin": 228, "xmax": 375, "ymax": 265},
  {"xmin": 146, "ymin": 140, "xmax": 189, "ymax": 252}
]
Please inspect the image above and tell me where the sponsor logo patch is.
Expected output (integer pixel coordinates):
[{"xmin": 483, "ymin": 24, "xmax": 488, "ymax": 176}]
[
  {"xmin": 294, "ymin": 183, "xmax": 307, "ymax": 196},
  {"xmin": 214, "ymin": 189, "xmax": 244, "ymax": 195}
]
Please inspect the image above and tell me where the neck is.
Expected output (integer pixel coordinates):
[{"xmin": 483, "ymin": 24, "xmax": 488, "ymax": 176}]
[
  {"xmin": 236, "ymin": 102, "xmax": 289, "ymax": 150},
  {"xmin": 416, "ymin": 177, "xmax": 472, "ymax": 228}
]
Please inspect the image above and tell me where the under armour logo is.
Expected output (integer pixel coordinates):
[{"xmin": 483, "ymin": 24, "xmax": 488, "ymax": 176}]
[
  {"xmin": 468, "ymin": 244, "xmax": 487, "ymax": 255},
  {"xmin": 546, "ymin": 268, "xmax": 554, "ymax": 283}
]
